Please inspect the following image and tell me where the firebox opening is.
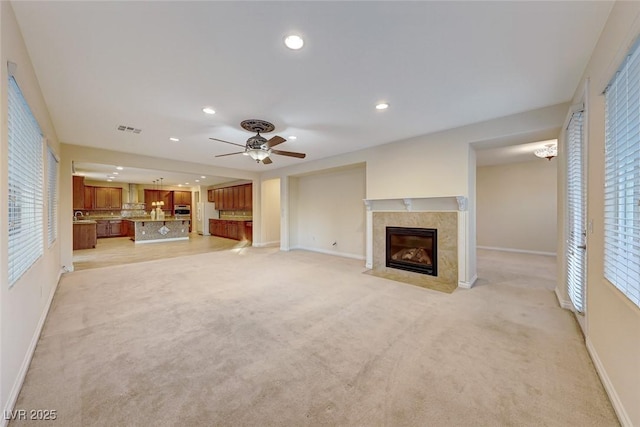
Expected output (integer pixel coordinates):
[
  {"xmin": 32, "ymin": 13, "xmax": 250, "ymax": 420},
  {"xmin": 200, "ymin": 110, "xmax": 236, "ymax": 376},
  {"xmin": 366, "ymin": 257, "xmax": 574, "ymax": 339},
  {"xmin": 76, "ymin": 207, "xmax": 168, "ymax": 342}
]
[{"xmin": 386, "ymin": 227, "xmax": 437, "ymax": 276}]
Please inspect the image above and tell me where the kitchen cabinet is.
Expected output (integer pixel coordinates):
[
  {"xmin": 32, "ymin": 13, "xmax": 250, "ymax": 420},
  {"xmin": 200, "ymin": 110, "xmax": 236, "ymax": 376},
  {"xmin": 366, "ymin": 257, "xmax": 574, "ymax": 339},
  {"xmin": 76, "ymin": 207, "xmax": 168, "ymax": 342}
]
[
  {"xmin": 94, "ymin": 187, "xmax": 122, "ymax": 210},
  {"xmin": 209, "ymin": 219, "xmax": 252, "ymax": 241},
  {"xmin": 144, "ymin": 190, "xmax": 173, "ymax": 212},
  {"xmin": 244, "ymin": 184, "xmax": 252, "ymax": 210},
  {"xmin": 84, "ymin": 186, "xmax": 95, "ymax": 210},
  {"xmin": 96, "ymin": 219, "xmax": 124, "ymax": 238},
  {"xmin": 73, "ymin": 222, "xmax": 97, "ymax": 250},
  {"xmin": 207, "ymin": 184, "xmax": 252, "ymax": 211},
  {"xmin": 73, "ymin": 176, "xmax": 85, "ymax": 209},
  {"xmin": 174, "ymin": 191, "xmax": 192, "ymax": 205}
]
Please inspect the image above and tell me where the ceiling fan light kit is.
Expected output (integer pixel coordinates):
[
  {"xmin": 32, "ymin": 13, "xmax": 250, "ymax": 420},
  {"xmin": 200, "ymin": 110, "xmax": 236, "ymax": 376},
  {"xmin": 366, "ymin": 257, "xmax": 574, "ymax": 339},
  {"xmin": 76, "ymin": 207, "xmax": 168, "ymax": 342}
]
[
  {"xmin": 534, "ymin": 143, "xmax": 558, "ymax": 161},
  {"xmin": 211, "ymin": 119, "xmax": 306, "ymax": 165}
]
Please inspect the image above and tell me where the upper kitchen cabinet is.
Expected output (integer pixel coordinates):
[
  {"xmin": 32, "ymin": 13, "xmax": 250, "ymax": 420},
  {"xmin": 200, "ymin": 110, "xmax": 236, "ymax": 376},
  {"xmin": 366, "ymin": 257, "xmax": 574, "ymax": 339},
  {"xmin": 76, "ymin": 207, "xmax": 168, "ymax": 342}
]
[
  {"xmin": 94, "ymin": 187, "xmax": 122, "ymax": 210},
  {"xmin": 84, "ymin": 186, "xmax": 95, "ymax": 210},
  {"xmin": 73, "ymin": 176, "xmax": 85, "ymax": 209},
  {"xmin": 207, "ymin": 183, "xmax": 252, "ymax": 211},
  {"xmin": 174, "ymin": 191, "xmax": 191, "ymax": 205}
]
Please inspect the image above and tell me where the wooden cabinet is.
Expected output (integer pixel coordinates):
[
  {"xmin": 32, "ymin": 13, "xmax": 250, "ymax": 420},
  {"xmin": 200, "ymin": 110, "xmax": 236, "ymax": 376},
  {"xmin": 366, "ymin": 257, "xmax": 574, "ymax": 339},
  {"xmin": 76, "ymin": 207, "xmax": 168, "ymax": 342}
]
[
  {"xmin": 144, "ymin": 190, "xmax": 174, "ymax": 212},
  {"xmin": 73, "ymin": 222, "xmax": 97, "ymax": 250},
  {"xmin": 244, "ymin": 184, "xmax": 252, "ymax": 210},
  {"xmin": 174, "ymin": 191, "xmax": 192, "ymax": 205},
  {"xmin": 208, "ymin": 184, "xmax": 252, "ymax": 211},
  {"xmin": 84, "ymin": 186, "xmax": 95, "ymax": 210},
  {"xmin": 73, "ymin": 176, "xmax": 85, "ymax": 209},
  {"xmin": 94, "ymin": 187, "xmax": 122, "ymax": 210},
  {"xmin": 209, "ymin": 219, "xmax": 252, "ymax": 241},
  {"xmin": 96, "ymin": 219, "xmax": 124, "ymax": 238}
]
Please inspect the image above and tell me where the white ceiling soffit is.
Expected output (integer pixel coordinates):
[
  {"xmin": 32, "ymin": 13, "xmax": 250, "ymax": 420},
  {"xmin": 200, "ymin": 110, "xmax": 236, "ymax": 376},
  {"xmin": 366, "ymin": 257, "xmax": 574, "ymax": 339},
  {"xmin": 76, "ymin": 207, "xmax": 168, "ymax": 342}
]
[
  {"xmin": 12, "ymin": 1, "xmax": 613, "ymax": 171},
  {"xmin": 73, "ymin": 162, "xmax": 232, "ymax": 188}
]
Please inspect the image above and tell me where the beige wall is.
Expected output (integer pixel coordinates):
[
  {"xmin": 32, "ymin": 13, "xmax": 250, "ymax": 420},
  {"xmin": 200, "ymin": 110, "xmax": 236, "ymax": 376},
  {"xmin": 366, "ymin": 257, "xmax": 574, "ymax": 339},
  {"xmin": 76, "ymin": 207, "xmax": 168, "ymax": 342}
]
[
  {"xmin": 0, "ymin": 2, "xmax": 62, "ymax": 416},
  {"xmin": 477, "ymin": 160, "xmax": 557, "ymax": 254},
  {"xmin": 291, "ymin": 166, "xmax": 366, "ymax": 259},
  {"xmin": 559, "ymin": 1, "xmax": 640, "ymax": 425},
  {"xmin": 260, "ymin": 179, "xmax": 281, "ymax": 246}
]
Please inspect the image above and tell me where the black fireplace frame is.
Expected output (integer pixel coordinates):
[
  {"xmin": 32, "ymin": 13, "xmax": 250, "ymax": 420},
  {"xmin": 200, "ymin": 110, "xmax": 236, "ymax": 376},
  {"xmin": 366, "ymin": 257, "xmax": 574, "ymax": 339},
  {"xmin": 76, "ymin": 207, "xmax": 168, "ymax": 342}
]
[{"xmin": 385, "ymin": 226, "xmax": 437, "ymax": 276}]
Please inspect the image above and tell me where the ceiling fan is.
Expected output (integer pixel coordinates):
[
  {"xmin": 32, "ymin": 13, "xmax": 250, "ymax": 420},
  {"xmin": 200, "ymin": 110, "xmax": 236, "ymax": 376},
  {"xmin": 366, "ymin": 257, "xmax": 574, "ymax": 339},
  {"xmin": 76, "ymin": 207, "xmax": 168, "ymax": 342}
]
[{"xmin": 211, "ymin": 119, "xmax": 306, "ymax": 164}]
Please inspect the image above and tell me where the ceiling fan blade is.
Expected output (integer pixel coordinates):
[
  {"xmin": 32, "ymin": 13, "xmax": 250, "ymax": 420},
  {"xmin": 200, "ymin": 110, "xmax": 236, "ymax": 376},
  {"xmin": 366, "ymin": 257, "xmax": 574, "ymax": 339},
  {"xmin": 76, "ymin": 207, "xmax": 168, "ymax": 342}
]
[
  {"xmin": 266, "ymin": 136, "xmax": 286, "ymax": 148},
  {"xmin": 271, "ymin": 149, "xmax": 306, "ymax": 159},
  {"xmin": 210, "ymin": 138, "xmax": 246, "ymax": 148},
  {"xmin": 262, "ymin": 157, "xmax": 273, "ymax": 165},
  {"xmin": 214, "ymin": 151, "xmax": 245, "ymax": 158}
]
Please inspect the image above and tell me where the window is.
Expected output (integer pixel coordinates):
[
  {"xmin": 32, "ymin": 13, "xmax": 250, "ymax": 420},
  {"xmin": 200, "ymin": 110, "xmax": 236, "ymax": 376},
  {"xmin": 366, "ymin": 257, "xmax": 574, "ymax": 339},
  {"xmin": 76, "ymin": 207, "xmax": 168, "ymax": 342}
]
[
  {"xmin": 8, "ymin": 76, "xmax": 43, "ymax": 287},
  {"xmin": 566, "ymin": 110, "xmax": 586, "ymax": 313},
  {"xmin": 47, "ymin": 146, "xmax": 59, "ymax": 246},
  {"xmin": 604, "ymin": 39, "xmax": 640, "ymax": 307}
]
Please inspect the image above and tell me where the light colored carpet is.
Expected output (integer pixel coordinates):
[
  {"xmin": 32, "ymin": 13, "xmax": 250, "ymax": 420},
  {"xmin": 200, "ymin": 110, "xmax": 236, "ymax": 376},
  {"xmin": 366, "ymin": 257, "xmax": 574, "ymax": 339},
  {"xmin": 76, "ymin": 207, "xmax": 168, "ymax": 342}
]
[{"xmin": 11, "ymin": 248, "xmax": 618, "ymax": 426}]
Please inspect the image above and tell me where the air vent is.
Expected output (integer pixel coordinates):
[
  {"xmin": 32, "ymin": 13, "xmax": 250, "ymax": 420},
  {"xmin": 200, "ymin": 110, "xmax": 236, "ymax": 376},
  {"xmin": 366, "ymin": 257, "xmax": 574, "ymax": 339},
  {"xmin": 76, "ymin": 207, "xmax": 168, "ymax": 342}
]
[{"xmin": 117, "ymin": 125, "xmax": 142, "ymax": 134}]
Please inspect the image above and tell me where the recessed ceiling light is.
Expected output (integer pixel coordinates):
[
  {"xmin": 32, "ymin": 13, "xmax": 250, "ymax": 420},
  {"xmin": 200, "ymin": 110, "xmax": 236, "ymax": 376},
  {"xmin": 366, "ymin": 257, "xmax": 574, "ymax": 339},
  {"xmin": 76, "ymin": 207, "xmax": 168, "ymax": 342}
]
[
  {"xmin": 200, "ymin": 176, "xmax": 206, "ymax": 179},
  {"xmin": 178, "ymin": 184, "xmax": 182, "ymax": 187},
  {"xmin": 284, "ymin": 34, "xmax": 304, "ymax": 50},
  {"xmin": 288, "ymin": 135, "xmax": 297, "ymax": 140},
  {"xmin": 108, "ymin": 176, "xmax": 115, "ymax": 179},
  {"xmin": 113, "ymin": 172, "xmax": 119, "ymax": 175},
  {"xmin": 116, "ymin": 166, "xmax": 124, "ymax": 170},
  {"xmin": 169, "ymin": 137, "xmax": 180, "ymax": 142},
  {"xmin": 376, "ymin": 103, "xmax": 389, "ymax": 110},
  {"xmin": 195, "ymin": 180, "xmax": 200, "ymax": 183},
  {"xmin": 202, "ymin": 107, "xmax": 216, "ymax": 115},
  {"xmin": 107, "ymin": 179, "xmax": 113, "ymax": 182}
]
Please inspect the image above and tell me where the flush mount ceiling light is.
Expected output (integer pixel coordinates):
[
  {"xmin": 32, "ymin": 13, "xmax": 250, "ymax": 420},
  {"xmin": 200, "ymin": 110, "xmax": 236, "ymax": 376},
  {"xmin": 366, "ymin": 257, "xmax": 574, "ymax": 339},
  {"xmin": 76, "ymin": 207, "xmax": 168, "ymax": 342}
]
[
  {"xmin": 202, "ymin": 107, "xmax": 216, "ymax": 115},
  {"xmin": 534, "ymin": 141, "xmax": 558, "ymax": 160},
  {"xmin": 284, "ymin": 34, "xmax": 304, "ymax": 50},
  {"xmin": 376, "ymin": 103, "xmax": 389, "ymax": 110},
  {"xmin": 169, "ymin": 137, "xmax": 180, "ymax": 142},
  {"xmin": 288, "ymin": 135, "xmax": 297, "ymax": 140}
]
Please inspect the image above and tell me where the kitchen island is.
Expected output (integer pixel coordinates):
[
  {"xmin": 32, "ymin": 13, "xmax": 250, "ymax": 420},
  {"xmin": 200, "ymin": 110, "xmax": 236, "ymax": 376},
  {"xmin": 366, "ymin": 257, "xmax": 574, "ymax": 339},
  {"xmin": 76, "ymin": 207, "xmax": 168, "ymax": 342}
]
[{"xmin": 126, "ymin": 218, "xmax": 191, "ymax": 243}]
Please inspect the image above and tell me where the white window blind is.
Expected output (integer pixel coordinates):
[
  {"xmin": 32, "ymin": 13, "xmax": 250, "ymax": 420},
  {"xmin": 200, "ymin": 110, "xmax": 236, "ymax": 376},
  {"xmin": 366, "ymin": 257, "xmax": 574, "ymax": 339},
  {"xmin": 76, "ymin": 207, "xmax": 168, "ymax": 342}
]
[
  {"xmin": 604, "ymin": 39, "xmax": 640, "ymax": 307},
  {"xmin": 567, "ymin": 110, "xmax": 586, "ymax": 313},
  {"xmin": 47, "ymin": 146, "xmax": 59, "ymax": 246},
  {"xmin": 8, "ymin": 76, "xmax": 43, "ymax": 287}
]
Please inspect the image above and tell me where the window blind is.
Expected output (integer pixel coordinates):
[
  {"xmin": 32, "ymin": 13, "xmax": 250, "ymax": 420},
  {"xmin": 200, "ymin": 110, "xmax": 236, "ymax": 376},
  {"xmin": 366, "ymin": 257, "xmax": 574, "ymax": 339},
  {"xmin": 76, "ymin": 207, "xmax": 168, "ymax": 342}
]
[
  {"xmin": 47, "ymin": 146, "xmax": 59, "ymax": 246},
  {"xmin": 8, "ymin": 76, "xmax": 43, "ymax": 287},
  {"xmin": 604, "ymin": 39, "xmax": 640, "ymax": 307},
  {"xmin": 566, "ymin": 110, "xmax": 586, "ymax": 313}
]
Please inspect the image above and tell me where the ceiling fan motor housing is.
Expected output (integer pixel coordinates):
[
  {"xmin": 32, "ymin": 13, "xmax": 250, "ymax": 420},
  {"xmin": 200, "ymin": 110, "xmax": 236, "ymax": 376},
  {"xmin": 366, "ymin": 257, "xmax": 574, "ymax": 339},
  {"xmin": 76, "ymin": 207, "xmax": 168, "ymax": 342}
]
[{"xmin": 246, "ymin": 134, "xmax": 268, "ymax": 150}]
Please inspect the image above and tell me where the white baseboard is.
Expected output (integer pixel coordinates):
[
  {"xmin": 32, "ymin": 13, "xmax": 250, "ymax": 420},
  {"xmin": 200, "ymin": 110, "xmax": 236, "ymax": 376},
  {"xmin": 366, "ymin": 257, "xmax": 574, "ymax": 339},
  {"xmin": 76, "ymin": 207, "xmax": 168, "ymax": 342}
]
[
  {"xmin": 2, "ymin": 270, "xmax": 61, "ymax": 427},
  {"xmin": 586, "ymin": 338, "xmax": 631, "ymax": 426},
  {"xmin": 292, "ymin": 246, "xmax": 366, "ymax": 261},
  {"xmin": 458, "ymin": 274, "xmax": 478, "ymax": 289},
  {"xmin": 477, "ymin": 246, "xmax": 556, "ymax": 257},
  {"xmin": 252, "ymin": 240, "xmax": 280, "ymax": 248},
  {"xmin": 554, "ymin": 287, "xmax": 573, "ymax": 310}
]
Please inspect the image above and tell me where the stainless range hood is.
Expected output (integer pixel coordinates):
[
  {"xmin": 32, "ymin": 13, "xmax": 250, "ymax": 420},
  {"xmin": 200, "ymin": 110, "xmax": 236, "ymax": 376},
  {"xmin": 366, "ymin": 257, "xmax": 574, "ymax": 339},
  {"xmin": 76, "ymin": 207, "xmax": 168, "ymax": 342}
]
[{"xmin": 128, "ymin": 183, "xmax": 139, "ymax": 203}]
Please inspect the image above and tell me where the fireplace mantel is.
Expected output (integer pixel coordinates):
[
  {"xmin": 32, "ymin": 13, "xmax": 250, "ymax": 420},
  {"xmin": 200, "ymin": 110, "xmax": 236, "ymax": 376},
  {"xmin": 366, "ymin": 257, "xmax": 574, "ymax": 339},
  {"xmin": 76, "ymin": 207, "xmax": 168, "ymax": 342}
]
[
  {"xmin": 363, "ymin": 195, "xmax": 476, "ymax": 289},
  {"xmin": 363, "ymin": 196, "xmax": 467, "ymax": 212}
]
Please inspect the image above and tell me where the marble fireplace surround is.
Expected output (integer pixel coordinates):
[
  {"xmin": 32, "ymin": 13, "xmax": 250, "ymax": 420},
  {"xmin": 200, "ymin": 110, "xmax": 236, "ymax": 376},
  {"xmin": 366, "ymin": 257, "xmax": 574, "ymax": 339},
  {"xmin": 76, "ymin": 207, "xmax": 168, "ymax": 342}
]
[{"xmin": 364, "ymin": 196, "xmax": 476, "ymax": 289}]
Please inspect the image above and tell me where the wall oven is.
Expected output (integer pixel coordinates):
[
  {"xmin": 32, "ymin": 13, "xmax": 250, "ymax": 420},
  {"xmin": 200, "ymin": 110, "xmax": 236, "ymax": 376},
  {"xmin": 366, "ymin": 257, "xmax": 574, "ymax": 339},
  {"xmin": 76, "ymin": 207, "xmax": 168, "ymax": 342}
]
[{"xmin": 174, "ymin": 205, "xmax": 191, "ymax": 218}]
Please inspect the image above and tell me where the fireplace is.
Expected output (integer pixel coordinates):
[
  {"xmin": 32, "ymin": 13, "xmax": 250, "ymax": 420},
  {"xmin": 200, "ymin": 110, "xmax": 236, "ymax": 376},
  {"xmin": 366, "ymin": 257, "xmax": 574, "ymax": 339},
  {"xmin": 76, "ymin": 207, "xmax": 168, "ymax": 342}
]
[{"xmin": 386, "ymin": 227, "xmax": 437, "ymax": 276}]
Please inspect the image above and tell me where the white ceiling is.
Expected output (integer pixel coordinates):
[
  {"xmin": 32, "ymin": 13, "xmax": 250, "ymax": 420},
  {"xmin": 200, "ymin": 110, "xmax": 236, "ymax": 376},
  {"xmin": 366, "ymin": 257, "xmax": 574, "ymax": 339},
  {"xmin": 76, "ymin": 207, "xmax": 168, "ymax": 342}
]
[{"xmin": 12, "ymin": 1, "xmax": 612, "ymax": 173}]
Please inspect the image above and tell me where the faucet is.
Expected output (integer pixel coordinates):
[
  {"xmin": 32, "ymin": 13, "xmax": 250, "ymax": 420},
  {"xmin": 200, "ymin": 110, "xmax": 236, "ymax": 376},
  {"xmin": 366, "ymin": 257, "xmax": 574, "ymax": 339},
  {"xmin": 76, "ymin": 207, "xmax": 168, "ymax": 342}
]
[{"xmin": 74, "ymin": 211, "xmax": 84, "ymax": 221}]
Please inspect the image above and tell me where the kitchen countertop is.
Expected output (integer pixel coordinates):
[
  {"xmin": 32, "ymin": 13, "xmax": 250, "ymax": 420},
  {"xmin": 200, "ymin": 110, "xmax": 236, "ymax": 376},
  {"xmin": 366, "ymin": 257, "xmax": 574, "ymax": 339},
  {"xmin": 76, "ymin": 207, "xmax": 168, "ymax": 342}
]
[
  {"xmin": 73, "ymin": 220, "xmax": 97, "ymax": 224},
  {"xmin": 126, "ymin": 218, "xmax": 190, "ymax": 222}
]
